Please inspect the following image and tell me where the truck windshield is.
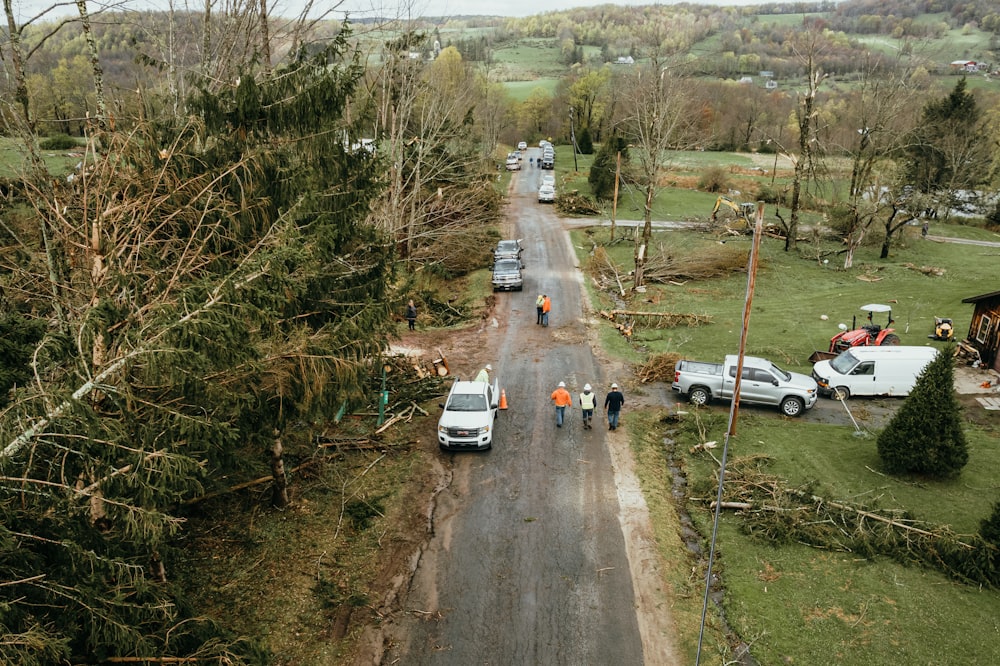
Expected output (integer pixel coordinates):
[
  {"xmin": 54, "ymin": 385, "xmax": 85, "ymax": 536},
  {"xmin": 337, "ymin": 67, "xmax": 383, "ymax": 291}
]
[
  {"xmin": 829, "ymin": 351, "xmax": 860, "ymax": 374},
  {"xmin": 447, "ymin": 394, "xmax": 487, "ymax": 411}
]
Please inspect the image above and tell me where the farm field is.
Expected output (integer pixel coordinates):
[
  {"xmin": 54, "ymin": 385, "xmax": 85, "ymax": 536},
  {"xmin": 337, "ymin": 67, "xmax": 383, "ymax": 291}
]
[{"xmin": 572, "ymin": 206, "xmax": 1000, "ymax": 663}]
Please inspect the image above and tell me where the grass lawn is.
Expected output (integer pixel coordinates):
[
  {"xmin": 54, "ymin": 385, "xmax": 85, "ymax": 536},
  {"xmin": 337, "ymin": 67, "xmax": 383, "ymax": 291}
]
[
  {"xmin": 503, "ymin": 79, "xmax": 560, "ymax": 101},
  {"xmin": 571, "ymin": 206, "xmax": 1000, "ymax": 663},
  {"xmin": 0, "ymin": 136, "xmax": 84, "ymax": 179}
]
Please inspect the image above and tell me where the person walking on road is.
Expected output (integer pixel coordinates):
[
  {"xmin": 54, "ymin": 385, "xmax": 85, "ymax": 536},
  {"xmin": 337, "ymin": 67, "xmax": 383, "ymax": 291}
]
[
  {"xmin": 604, "ymin": 383, "xmax": 625, "ymax": 431},
  {"xmin": 579, "ymin": 384, "xmax": 596, "ymax": 429},
  {"xmin": 550, "ymin": 381, "xmax": 572, "ymax": 428},
  {"xmin": 536, "ymin": 294, "xmax": 545, "ymax": 325},
  {"xmin": 405, "ymin": 299, "xmax": 417, "ymax": 331},
  {"xmin": 542, "ymin": 294, "xmax": 551, "ymax": 327},
  {"xmin": 475, "ymin": 364, "xmax": 492, "ymax": 383}
]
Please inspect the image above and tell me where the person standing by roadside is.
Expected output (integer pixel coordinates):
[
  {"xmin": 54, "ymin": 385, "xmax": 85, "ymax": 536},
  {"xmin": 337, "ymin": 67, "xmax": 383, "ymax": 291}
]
[
  {"xmin": 536, "ymin": 294, "xmax": 545, "ymax": 325},
  {"xmin": 604, "ymin": 382, "xmax": 625, "ymax": 430},
  {"xmin": 542, "ymin": 294, "xmax": 551, "ymax": 327},
  {"xmin": 406, "ymin": 299, "xmax": 417, "ymax": 331},
  {"xmin": 475, "ymin": 364, "xmax": 492, "ymax": 383},
  {"xmin": 579, "ymin": 384, "xmax": 596, "ymax": 429},
  {"xmin": 550, "ymin": 381, "xmax": 572, "ymax": 427}
]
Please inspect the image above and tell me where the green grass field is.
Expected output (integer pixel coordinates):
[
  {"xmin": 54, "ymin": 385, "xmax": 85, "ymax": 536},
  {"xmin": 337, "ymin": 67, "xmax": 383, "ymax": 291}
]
[
  {"xmin": 0, "ymin": 136, "xmax": 84, "ymax": 179},
  {"xmin": 571, "ymin": 205, "xmax": 1000, "ymax": 663}
]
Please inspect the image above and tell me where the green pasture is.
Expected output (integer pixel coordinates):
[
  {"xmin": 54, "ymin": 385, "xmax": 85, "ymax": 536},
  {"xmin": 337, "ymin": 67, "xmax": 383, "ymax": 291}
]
[
  {"xmin": 571, "ymin": 207, "xmax": 1000, "ymax": 663},
  {"xmin": 503, "ymin": 79, "xmax": 559, "ymax": 101},
  {"xmin": 0, "ymin": 136, "xmax": 83, "ymax": 179},
  {"xmin": 578, "ymin": 224, "xmax": 993, "ymax": 373},
  {"xmin": 491, "ymin": 38, "xmax": 566, "ymax": 76}
]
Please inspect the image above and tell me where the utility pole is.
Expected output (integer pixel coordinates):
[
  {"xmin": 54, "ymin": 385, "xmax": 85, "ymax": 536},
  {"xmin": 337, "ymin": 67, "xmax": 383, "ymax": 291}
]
[
  {"xmin": 610, "ymin": 151, "xmax": 621, "ymax": 242},
  {"xmin": 569, "ymin": 107, "xmax": 579, "ymax": 172}
]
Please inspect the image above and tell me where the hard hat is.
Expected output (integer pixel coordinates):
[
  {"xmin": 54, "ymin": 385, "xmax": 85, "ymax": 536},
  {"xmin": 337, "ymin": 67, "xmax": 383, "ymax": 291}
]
[
  {"xmin": 611, "ymin": 383, "xmax": 618, "ymax": 389},
  {"xmin": 584, "ymin": 384, "xmax": 592, "ymax": 391},
  {"xmin": 485, "ymin": 364, "xmax": 492, "ymax": 371},
  {"xmin": 558, "ymin": 381, "xmax": 566, "ymax": 387}
]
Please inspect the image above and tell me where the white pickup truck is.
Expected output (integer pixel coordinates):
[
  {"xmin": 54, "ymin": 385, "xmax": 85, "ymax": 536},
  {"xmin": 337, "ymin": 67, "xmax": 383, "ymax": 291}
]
[
  {"xmin": 671, "ymin": 355, "xmax": 818, "ymax": 417},
  {"xmin": 437, "ymin": 378, "xmax": 500, "ymax": 451}
]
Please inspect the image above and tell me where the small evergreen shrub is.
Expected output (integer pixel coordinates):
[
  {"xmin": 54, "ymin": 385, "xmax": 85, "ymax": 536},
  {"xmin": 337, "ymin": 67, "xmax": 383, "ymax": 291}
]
[
  {"xmin": 980, "ymin": 501, "xmax": 1000, "ymax": 547},
  {"xmin": 876, "ymin": 347, "xmax": 968, "ymax": 478},
  {"xmin": 577, "ymin": 126, "xmax": 594, "ymax": 155},
  {"xmin": 39, "ymin": 134, "xmax": 80, "ymax": 150}
]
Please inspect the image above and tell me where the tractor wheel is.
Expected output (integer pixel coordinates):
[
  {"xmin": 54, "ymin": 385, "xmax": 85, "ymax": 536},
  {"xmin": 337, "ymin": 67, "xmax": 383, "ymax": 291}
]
[
  {"xmin": 832, "ymin": 386, "xmax": 851, "ymax": 401},
  {"xmin": 880, "ymin": 334, "xmax": 901, "ymax": 346},
  {"xmin": 688, "ymin": 386, "xmax": 711, "ymax": 406}
]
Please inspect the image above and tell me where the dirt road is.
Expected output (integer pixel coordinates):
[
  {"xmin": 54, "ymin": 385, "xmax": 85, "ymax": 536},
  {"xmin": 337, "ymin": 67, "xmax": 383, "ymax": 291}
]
[{"xmin": 378, "ymin": 151, "xmax": 680, "ymax": 663}]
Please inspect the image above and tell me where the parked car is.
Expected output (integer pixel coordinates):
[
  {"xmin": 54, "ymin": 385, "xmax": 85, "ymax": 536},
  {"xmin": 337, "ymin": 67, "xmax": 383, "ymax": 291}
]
[
  {"xmin": 672, "ymin": 355, "xmax": 818, "ymax": 417},
  {"xmin": 811, "ymin": 346, "xmax": 938, "ymax": 399},
  {"xmin": 538, "ymin": 183, "xmax": 555, "ymax": 203},
  {"xmin": 494, "ymin": 239, "xmax": 523, "ymax": 262},
  {"xmin": 491, "ymin": 258, "xmax": 523, "ymax": 291},
  {"xmin": 540, "ymin": 153, "xmax": 554, "ymax": 170},
  {"xmin": 505, "ymin": 153, "xmax": 520, "ymax": 171},
  {"xmin": 541, "ymin": 174, "xmax": 555, "ymax": 188},
  {"xmin": 517, "ymin": 141, "xmax": 527, "ymax": 151},
  {"xmin": 437, "ymin": 378, "xmax": 500, "ymax": 451}
]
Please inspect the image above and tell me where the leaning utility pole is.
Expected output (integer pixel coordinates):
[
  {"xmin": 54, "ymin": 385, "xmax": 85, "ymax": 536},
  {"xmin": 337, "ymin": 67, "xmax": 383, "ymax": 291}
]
[
  {"xmin": 569, "ymin": 107, "xmax": 579, "ymax": 171},
  {"xmin": 610, "ymin": 151, "xmax": 621, "ymax": 241}
]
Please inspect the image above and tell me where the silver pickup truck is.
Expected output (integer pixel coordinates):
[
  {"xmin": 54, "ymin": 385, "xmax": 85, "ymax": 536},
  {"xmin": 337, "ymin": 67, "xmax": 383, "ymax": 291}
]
[
  {"xmin": 671, "ymin": 355, "xmax": 818, "ymax": 417},
  {"xmin": 491, "ymin": 258, "xmax": 523, "ymax": 292}
]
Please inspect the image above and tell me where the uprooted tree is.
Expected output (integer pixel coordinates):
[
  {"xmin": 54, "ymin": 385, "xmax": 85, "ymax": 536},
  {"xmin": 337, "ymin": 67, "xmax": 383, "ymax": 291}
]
[
  {"xmin": 876, "ymin": 346, "xmax": 968, "ymax": 478},
  {"xmin": 0, "ymin": 34, "xmax": 395, "ymax": 662}
]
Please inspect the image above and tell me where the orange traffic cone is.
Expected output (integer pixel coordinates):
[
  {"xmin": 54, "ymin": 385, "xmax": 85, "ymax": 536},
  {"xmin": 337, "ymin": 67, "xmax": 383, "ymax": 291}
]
[{"xmin": 499, "ymin": 389, "xmax": 508, "ymax": 410}]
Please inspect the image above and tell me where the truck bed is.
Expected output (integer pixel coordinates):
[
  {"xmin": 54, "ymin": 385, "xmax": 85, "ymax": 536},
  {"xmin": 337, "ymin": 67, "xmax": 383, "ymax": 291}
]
[{"xmin": 675, "ymin": 360, "xmax": 724, "ymax": 375}]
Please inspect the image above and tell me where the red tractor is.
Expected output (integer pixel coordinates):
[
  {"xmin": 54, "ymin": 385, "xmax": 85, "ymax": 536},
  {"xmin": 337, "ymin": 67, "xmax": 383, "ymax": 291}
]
[{"xmin": 809, "ymin": 304, "xmax": 900, "ymax": 362}]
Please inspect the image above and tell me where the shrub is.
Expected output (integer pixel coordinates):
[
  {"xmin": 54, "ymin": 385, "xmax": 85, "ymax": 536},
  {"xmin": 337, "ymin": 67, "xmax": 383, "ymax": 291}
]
[
  {"xmin": 577, "ymin": 126, "xmax": 594, "ymax": 155},
  {"xmin": 985, "ymin": 201, "xmax": 1000, "ymax": 232},
  {"xmin": 588, "ymin": 136, "xmax": 627, "ymax": 201},
  {"xmin": 755, "ymin": 184, "xmax": 788, "ymax": 206},
  {"xmin": 39, "ymin": 134, "xmax": 80, "ymax": 150},
  {"xmin": 876, "ymin": 347, "xmax": 968, "ymax": 478},
  {"xmin": 697, "ymin": 166, "xmax": 730, "ymax": 193},
  {"xmin": 980, "ymin": 501, "xmax": 1000, "ymax": 547}
]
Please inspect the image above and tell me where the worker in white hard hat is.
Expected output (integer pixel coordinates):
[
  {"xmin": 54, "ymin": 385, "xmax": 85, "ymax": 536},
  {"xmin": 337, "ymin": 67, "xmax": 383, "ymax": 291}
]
[
  {"xmin": 579, "ymin": 383, "xmax": 596, "ymax": 429},
  {"xmin": 475, "ymin": 364, "xmax": 492, "ymax": 383},
  {"xmin": 550, "ymin": 381, "xmax": 572, "ymax": 427},
  {"xmin": 604, "ymin": 382, "xmax": 625, "ymax": 430}
]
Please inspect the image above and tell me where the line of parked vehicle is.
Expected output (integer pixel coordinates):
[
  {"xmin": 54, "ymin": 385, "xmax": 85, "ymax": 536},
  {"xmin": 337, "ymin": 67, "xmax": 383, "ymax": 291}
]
[
  {"xmin": 491, "ymin": 238, "xmax": 524, "ymax": 292},
  {"xmin": 537, "ymin": 140, "xmax": 556, "ymax": 203},
  {"xmin": 671, "ymin": 345, "xmax": 940, "ymax": 417}
]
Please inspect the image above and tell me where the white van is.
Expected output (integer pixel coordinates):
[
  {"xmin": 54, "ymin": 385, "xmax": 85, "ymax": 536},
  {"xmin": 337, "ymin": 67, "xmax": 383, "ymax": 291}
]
[{"xmin": 811, "ymin": 346, "xmax": 938, "ymax": 399}]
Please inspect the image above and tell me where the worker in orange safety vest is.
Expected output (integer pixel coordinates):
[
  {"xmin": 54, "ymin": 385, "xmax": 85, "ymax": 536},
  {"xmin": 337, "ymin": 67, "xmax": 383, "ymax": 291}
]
[{"xmin": 550, "ymin": 381, "xmax": 572, "ymax": 427}]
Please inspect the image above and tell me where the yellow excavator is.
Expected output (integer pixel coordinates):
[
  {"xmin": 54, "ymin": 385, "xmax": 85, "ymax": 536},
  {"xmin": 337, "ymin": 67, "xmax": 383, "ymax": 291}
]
[{"xmin": 710, "ymin": 196, "xmax": 755, "ymax": 225}]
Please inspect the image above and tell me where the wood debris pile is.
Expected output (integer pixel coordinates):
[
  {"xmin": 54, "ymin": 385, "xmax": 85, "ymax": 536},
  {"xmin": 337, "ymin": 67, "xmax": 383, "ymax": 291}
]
[
  {"xmin": 555, "ymin": 191, "xmax": 601, "ymax": 216},
  {"xmin": 642, "ymin": 243, "xmax": 749, "ymax": 283},
  {"xmin": 688, "ymin": 453, "xmax": 1000, "ymax": 587},
  {"xmin": 602, "ymin": 309, "xmax": 711, "ymax": 329},
  {"xmin": 904, "ymin": 262, "xmax": 946, "ymax": 277},
  {"xmin": 635, "ymin": 352, "xmax": 682, "ymax": 383}
]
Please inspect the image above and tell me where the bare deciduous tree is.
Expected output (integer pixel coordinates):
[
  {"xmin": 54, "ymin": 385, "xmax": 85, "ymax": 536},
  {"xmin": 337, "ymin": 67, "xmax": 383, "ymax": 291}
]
[{"xmin": 614, "ymin": 59, "xmax": 700, "ymax": 288}]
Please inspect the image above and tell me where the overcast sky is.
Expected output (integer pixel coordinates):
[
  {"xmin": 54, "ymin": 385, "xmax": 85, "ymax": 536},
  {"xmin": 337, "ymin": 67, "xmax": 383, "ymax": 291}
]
[{"xmin": 13, "ymin": 0, "xmax": 816, "ymax": 22}]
